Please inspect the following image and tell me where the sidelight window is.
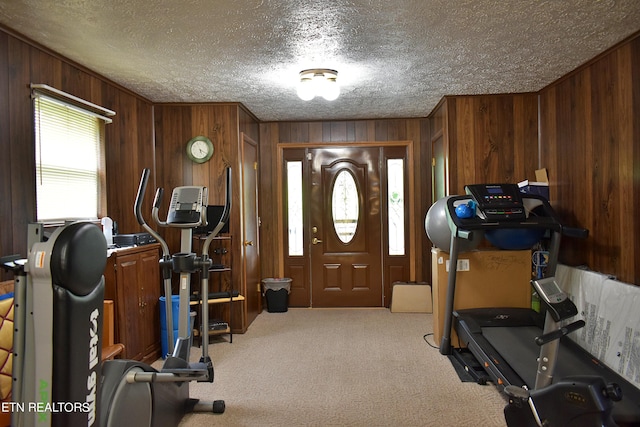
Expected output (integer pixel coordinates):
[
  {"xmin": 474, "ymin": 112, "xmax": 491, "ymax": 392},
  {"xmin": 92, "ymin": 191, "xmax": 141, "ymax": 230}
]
[
  {"xmin": 387, "ymin": 159, "xmax": 405, "ymax": 255},
  {"xmin": 287, "ymin": 161, "xmax": 304, "ymax": 256}
]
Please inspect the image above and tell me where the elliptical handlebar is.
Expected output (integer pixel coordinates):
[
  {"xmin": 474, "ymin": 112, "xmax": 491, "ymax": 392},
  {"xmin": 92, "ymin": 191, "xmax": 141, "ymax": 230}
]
[
  {"xmin": 203, "ymin": 167, "xmax": 232, "ymax": 256},
  {"xmin": 151, "ymin": 187, "xmax": 167, "ymax": 227},
  {"xmin": 134, "ymin": 168, "xmax": 150, "ymax": 226},
  {"xmin": 134, "ymin": 168, "xmax": 170, "ymax": 257}
]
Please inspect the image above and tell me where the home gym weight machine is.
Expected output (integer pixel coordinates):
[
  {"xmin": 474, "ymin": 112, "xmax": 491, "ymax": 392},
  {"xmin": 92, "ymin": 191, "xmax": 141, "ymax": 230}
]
[
  {"xmin": 430, "ymin": 183, "xmax": 640, "ymax": 426},
  {"xmin": 1, "ymin": 167, "xmax": 231, "ymax": 426}
]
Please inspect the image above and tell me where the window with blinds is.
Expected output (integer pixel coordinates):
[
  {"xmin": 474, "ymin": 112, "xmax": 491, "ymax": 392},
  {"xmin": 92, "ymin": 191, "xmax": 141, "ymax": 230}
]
[{"xmin": 33, "ymin": 93, "xmax": 107, "ymax": 222}]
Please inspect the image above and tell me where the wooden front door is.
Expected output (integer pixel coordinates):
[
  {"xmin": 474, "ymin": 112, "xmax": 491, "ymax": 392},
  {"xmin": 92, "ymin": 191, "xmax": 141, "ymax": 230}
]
[{"xmin": 309, "ymin": 147, "xmax": 382, "ymax": 307}]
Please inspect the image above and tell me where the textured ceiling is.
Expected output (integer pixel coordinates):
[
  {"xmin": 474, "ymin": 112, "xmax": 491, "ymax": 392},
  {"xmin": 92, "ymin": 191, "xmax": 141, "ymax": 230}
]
[{"xmin": 1, "ymin": 1, "xmax": 639, "ymax": 121}]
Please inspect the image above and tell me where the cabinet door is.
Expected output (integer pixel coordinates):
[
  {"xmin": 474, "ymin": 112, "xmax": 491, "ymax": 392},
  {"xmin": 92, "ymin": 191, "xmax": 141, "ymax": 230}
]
[
  {"xmin": 139, "ymin": 249, "xmax": 161, "ymax": 357},
  {"xmin": 115, "ymin": 253, "xmax": 145, "ymax": 360}
]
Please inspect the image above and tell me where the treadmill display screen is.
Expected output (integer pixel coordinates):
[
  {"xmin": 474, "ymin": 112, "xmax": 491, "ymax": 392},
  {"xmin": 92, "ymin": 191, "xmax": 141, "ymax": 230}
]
[
  {"xmin": 534, "ymin": 278, "xmax": 567, "ymax": 304},
  {"xmin": 465, "ymin": 184, "xmax": 526, "ymax": 221}
]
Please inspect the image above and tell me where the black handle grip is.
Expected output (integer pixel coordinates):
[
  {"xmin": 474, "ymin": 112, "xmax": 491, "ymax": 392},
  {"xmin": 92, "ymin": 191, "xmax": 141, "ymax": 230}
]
[
  {"xmin": 153, "ymin": 188, "xmax": 164, "ymax": 209},
  {"xmin": 221, "ymin": 167, "xmax": 232, "ymax": 224},
  {"xmin": 535, "ymin": 320, "xmax": 585, "ymax": 346},
  {"xmin": 562, "ymin": 226, "xmax": 589, "ymax": 239},
  {"xmin": 134, "ymin": 168, "xmax": 150, "ymax": 225}
]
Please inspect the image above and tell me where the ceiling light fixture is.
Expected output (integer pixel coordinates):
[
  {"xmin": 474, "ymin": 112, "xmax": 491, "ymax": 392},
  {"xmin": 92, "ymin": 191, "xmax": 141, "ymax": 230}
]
[{"xmin": 296, "ymin": 69, "xmax": 340, "ymax": 101}]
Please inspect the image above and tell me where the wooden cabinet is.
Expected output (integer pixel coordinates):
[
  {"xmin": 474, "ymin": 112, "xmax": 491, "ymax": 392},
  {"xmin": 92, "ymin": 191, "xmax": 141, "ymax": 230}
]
[{"xmin": 103, "ymin": 244, "xmax": 161, "ymax": 364}]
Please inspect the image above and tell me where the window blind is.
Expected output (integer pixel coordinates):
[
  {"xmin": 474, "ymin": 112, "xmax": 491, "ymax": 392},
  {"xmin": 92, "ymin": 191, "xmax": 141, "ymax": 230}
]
[{"xmin": 33, "ymin": 93, "xmax": 107, "ymax": 221}]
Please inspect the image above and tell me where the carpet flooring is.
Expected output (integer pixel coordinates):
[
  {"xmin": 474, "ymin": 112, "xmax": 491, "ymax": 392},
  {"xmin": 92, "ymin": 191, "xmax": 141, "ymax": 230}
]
[{"xmin": 156, "ymin": 308, "xmax": 507, "ymax": 426}]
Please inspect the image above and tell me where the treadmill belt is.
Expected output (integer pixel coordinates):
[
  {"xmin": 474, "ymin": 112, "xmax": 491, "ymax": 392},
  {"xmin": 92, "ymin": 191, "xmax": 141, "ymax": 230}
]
[
  {"xmin": 484, "ymin": 326, "xmax": 539, "ymax": 386},
  {"xmin": 483, "ymin": 325, "xmax": 640, "ymax": 423}
]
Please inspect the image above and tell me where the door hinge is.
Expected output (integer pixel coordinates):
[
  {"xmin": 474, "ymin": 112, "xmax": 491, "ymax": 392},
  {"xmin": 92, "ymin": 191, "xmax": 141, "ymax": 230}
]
[
  {"xmin": 254, "ymin": 161, "xmax": 258, "ymax": 170},
  {"xmin": 432, "ymin": 157, "xmax": 436, "ymax": 167}
]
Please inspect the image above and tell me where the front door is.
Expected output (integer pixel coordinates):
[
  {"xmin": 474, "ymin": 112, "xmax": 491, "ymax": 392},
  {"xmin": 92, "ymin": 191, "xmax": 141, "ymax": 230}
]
[{"xmin": 309, "ymin": 147, "xmax": 382, "ymax": 307}]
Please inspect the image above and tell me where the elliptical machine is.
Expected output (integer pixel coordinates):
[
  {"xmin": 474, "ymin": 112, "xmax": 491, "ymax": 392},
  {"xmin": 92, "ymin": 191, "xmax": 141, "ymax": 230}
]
[{"xmin": 100, "ymin": 167, "xmax": 232, "ymax": 425}]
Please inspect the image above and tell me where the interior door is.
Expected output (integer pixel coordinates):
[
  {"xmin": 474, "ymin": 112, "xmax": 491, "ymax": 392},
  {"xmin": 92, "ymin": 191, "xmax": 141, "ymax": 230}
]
[
  {"xmin": 309, "ymin": 147, "xmax": 382, "ymax": 307},
  {"xmin": 241, "ymin": 133, "xmax": 261, "ymax": 324}
]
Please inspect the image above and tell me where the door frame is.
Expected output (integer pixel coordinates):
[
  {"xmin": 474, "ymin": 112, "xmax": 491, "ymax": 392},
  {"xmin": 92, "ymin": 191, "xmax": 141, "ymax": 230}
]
[{"xmin": 276, "ymin": 140, "xmax": 416, "ymax": 307}]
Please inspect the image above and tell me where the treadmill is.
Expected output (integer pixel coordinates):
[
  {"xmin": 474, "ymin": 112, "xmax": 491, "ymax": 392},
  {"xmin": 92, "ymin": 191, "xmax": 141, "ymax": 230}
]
[{"xmin": 437, "ymin": 183, "xmax": 640, "ymax": 425}]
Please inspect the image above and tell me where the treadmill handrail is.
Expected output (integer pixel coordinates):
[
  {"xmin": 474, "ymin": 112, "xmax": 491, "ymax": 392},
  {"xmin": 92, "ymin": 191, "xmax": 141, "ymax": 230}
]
[{"xmin": 535, "ymin": 319, "xmax": 585, "ymax": 346}]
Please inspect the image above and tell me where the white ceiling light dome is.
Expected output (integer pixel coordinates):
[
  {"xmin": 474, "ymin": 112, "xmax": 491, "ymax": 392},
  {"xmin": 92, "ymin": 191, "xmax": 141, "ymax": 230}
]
[{"xmin": 297, "ymin": 69, "xmax": 340, "ymax": 101}]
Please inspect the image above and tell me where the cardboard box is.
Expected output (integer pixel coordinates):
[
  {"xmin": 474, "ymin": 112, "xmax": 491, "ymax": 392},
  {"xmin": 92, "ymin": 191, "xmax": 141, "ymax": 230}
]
[
  {"xmin": 431, "ymin": 248, "xmax": 532, "ymax": 348},
  {"xmin": 518, "ymin": 168, "xmax": 550, "ymax": 200},
  {"xmin": 390, "ymin": 282, "xmax": 432, "ymax": 313}
]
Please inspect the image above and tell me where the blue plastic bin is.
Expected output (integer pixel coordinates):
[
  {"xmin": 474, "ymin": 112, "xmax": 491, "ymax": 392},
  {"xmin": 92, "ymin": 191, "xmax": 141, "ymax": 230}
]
[{"xmin": 159, "ymin": 295, "xmax": 182, "ymax": 359}]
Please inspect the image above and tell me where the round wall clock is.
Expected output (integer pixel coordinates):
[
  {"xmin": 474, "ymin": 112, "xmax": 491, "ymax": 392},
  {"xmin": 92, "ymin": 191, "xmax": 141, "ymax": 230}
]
[{"xmin": 186, "ymin": 136, "xmax": 214, "ymax": 163}]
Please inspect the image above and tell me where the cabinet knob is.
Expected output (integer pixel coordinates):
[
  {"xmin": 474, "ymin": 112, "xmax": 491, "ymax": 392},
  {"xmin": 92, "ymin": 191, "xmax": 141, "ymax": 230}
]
[{"xmin": 244, "ymin": 240, "xmax": 254, "ymax": 247}]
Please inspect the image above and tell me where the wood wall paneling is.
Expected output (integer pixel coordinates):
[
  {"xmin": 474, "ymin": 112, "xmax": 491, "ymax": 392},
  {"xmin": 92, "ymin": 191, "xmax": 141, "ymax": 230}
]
[
  {"xmin": 436, "ymin": 94, "xmax": 539, "ymax": 196},
  {"xmin": 633, "ymin": 37, "xmax": 640, "ymax": 286},
  {"xmin": 0, "ymin": 29, "xmax": 155, "ymax": 282},
  {"xmin": 153, "ymin": 103, "xmax": 260, "ymax": 332},
  {"xmin": 7, "ymin": 36, "xmax": 37, "ymax": 266},
  {"xmin": 540, "ymin": 35, "xmax": 640, "ymax": 284},
  {"xmin": 0, "ymin": 31, "xmax": 11, "ymax": 272}
]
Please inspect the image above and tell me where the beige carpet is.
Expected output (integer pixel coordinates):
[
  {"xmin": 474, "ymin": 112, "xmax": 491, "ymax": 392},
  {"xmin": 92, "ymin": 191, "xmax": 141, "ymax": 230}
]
[{"xmin": 160, "ymin": 308, "xmax": 507, "ymax": 426}]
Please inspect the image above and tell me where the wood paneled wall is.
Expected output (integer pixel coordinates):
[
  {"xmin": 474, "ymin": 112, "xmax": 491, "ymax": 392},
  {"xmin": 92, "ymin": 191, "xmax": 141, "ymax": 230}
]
[
  {"xmin": 152, "ymin": 102, "xmax": 259, "ymax": 255},
  {"xmin": 540, "ymin": 33, "xmax": 640, "ymax": 285},
  {"xmin": 430, "ymin": 93, "xmax": 540, "ymax": 196},
  {"xmin": 153, "ymin": 103, "xmax": 259, "ymax": 331},
  {"xmin": 258, "ymin": 119, "xmax": 432, "ymax": 285},
  {"xmin": 0, "ymin": 27, "xmax": 155, "ymax": 281}
]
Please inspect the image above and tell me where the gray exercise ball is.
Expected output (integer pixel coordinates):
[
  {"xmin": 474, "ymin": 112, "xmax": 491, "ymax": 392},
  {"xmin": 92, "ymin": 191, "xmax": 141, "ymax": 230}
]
[{"xmin": 425, "ymin": 196, "xmax": 484, "ymax": 253}]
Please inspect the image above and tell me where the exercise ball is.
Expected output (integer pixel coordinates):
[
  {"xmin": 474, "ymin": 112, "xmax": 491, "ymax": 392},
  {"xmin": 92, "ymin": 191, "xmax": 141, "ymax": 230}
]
[
  {"xmin": 484, "ymin": 200, "xmax": 546, "ymax": 250},
  {"xmin": 485, "ymin": 228, "xmax": 545, "ymax": 250},
  {"xmin": 425, "ymin": 196, "xmax": 483, "ymax": 253}
]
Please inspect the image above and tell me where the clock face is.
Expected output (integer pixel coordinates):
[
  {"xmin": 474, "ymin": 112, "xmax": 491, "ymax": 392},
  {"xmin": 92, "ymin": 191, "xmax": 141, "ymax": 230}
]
[
  {"xmin": 191, "ymin": 140, "xmax": 209, "ymax": 158},
  {"xmin": 186, "ymin": 136, "xmax": 214, "ymax": 163}
]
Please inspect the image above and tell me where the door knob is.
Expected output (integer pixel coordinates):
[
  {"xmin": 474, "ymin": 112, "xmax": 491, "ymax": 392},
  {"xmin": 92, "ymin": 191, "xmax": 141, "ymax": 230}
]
[
  {"xmin": 312, "ymin": 237, "xmax": 323, "ymax": 245},
  {"xmin": 244, "ymin": 240, "xmax": 254, "ymax": 246}
]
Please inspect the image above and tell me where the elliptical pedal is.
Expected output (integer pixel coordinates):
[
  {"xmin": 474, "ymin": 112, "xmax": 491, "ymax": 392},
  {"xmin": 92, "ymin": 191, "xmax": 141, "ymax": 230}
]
[{"xmin": 162, "ymin": 362, "xmax": 208, "ymax": 376}]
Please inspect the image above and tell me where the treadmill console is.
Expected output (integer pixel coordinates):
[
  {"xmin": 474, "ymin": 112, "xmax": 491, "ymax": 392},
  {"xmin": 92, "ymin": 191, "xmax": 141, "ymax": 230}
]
[
  {"xmin": 465, "ymin": 184, "xmax": 526, "ymax": 221},
  {"xmin": 531, "ymin": 277, "xmax": 578, "ymax": 322}
]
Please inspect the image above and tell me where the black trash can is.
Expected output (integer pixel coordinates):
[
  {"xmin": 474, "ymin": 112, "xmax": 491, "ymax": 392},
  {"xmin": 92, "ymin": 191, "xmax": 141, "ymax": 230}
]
[{"xmin": 262, "ymin": 278, "xmax": 292, "ymax": 313}]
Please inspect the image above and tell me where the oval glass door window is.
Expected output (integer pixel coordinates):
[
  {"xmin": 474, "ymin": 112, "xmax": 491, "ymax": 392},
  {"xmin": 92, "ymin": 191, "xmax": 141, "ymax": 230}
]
[{"xmin": 332, "ymin": 170, "xmax": 359, "ymax": 243}]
